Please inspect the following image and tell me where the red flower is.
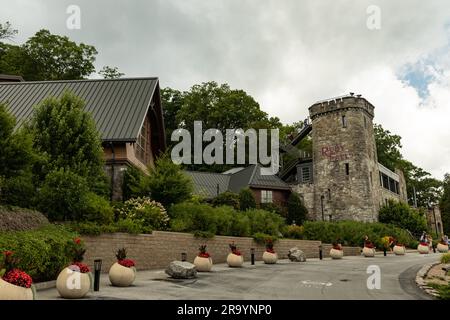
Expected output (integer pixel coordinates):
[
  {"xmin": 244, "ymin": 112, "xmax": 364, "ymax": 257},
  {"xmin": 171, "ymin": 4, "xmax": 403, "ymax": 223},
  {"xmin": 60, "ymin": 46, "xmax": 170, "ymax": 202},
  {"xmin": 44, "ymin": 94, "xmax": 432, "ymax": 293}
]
[
  {"xmin": 74, "ymin": 238, "xmax": 81, "ymax": 245},
  {"xmin": 69, "ymin": 262, "xmax": 90, "ymax": 273},
  {"xmin": 232, "ymin": 249, "xmax": 242, "ymax": 256},
  {"xmin": 4, "ymin": 250, "xmax": 13, "ymax": 257},
  {"xmin": 266, "ymin": 248, "xmax": 275, "ymax": 254},
  {"xmin": 118, "ymin": 259, "xmax": 135, "ymax": 268},
  {"xmin": 198, "ymin": 252, "xmax": 211, "ymax": 258},
  {"xmin": 420, "ymin": 242, "xmax": 429, "ymax": 246},
  {"xmin": 2, "ymin": 269, "xmax": 33, "ymax": 288}
]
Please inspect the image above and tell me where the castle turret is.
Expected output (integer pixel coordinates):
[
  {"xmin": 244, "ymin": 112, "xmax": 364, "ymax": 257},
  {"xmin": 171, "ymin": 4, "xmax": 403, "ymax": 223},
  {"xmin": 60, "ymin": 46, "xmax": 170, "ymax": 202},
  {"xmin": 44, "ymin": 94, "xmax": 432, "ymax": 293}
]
[{"xmin": 309, "ymin": 94, "xmax": 380, "ymax": 222}]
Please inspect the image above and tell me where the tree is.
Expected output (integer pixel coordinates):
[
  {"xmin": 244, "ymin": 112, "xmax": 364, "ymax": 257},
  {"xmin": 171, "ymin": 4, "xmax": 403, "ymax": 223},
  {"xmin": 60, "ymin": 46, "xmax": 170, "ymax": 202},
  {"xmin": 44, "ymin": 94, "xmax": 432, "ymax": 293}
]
[
  {"xmin": 378, "ymin": 200, "xmax": 428, "ymax": 236},
  {"xmin": 287, "ymin": 193, "xmax": 308, "ymax": 225},
  {"xmin": 440, "ymin": 174, "xmax": 450, "ymax": 235},
  {"xmin": 239, "ymin": 188, "xmax": 256, "ymax": 211},
  {"xmin": 374, "ymin": 124, "xmax": 403, "ymax": 171},
  {"xmin": 160, "ymin": 87, "xmax": 185, "ymax": 147},
  {"xmin": 0, "ymin": 29, "xmax": 97, "ymax": 81},
  {"xmin": 143, "ymin": 154, "xmax": 193, "ymax": 208},
  {"xmin": 212, "ymin": 191, "xmax": 240, "ymax": 210},
  {"xmin": 0, "ymin": 22, "xmax": 17, "ymax": 40},
  {"xmin": 29, "ymin": 91, "xmax": 108, "ymax": 195},
  {"xmin": 99, "ymin": 66, "xmax": 124, "ymax": 79}
]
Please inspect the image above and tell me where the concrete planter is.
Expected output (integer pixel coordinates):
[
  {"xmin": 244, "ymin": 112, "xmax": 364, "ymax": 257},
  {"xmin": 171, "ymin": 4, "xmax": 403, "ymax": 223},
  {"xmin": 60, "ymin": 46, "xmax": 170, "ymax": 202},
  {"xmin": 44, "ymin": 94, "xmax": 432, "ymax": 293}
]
[
  {"xmin": 56, "ymin": 267, "xmax": 92, "ymax": 299},
  {"xmin": 262, "ymin": 252, "xmax": 278, "ymax": 264},
  {"xmin": 193, "ymin": 256, "xmax": 213, "ymax": 272},
  {"xmin": 109, "ymin": 262, "xmax": 136, "ymax": 287},
  {"xmin": 0, "ymin": 278, "xmax": 35, "ymax": 300},
  {"xmin": 417, "ymin": 244, "xmax": 430, "ymax": 254},
  {"xmin": 437, "ymin": 243, "xmax": 449, "ymax": 253},
  {"xmin": 363, "ymin": 247, "xmax": 375, "ymax": 257},
  {"xmin": 227, "ymin": 253, "xmax": 244, "ymax": 267},
  {"xmin": 393, "ymin": 245, "xmax": 406, "ymax": 255},
  {"xmin": 330, "ymin": 248, "xmax": 344, "ymax": 259}
]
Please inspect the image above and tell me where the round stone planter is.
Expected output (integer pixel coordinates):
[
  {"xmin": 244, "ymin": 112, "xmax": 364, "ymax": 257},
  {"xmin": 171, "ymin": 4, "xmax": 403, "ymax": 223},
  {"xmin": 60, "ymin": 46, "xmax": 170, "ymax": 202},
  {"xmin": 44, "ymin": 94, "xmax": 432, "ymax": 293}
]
[
  {"xmin": 262, "ymin": 251, "xmax": 278, "ymax": 264},
  {"xmin": 363, "ymin": 247, "xmax": 376, "ymax": 257},
  {"xmin": 437, "ymin": 243, "xmax": 449, "ymax": 253},
  {"xmin": 109, "ymin": 262, "xmax": 136, "ymax": 287},
  {"xmin": 227, "ymin": 253, "xmax": 244, "ymax": 267},
  {"xmin": 193, "ymin": 256, "xmax": 213, "ymax": 272},
  {"xmin": 56, "ymin": 267, "xmax": 92, "ymax": 299},
  {"xmin": 417, "ymin": 244, "xmax": 430, "ymax": 254},
  {"xmin": 0, "ymin": 278, "xmax": 35, "ymax": 300},
  {"xmin": 330, "ymin": 248, "xmax": 344, "ymax": 259},
  {"xmin": 393, "ymin": 245, "xmax": 406, "ymax": 255}
]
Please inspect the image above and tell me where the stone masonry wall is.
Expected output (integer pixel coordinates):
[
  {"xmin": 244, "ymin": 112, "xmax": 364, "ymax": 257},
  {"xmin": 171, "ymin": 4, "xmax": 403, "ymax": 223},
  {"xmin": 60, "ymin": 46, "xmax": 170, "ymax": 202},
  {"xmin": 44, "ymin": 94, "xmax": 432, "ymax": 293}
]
[{"xmin": 82, "ymin": 231, "xmax": 361, "ymax": 272}]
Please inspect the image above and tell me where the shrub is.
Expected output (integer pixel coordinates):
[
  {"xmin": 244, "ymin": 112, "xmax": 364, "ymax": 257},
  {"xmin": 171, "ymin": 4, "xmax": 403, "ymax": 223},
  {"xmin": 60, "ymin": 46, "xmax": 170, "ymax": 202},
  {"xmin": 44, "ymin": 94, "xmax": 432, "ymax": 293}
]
[
  {"xmin": 67, "ymin": 221, "xmax": 117, "ymax": 236},
  {"xmin": 82, "ymin": 192, "xmax": 114, "ymax": 224},
  {"xmin": 37, "ymin": 168, "xmax": 90, "ymax": 221},
  {"xmin": 212, "ymin": 192, "xmax": 240, "ymax": 210},
  {"xmin": 244, "ymin": 209, "xmax": 285, "ymax": 237},
  {"xmin": 122, "ymin": 165, "xmax": 146, "ymax": 201},
  {"xmin": 0, "ymin": 206, "xmax": 49, "ymax": 232},
  {"xmin": 0, "ymin": 174, "xmax": 35, "ymax": 208},
  {"xmin": 115, "ymin": 218, "xmax": 152, "ymax": 234},
  {"xmin": 117, "ymin": 197, "xmax": 169, "ymax": 230},
  {"xmin": 0, "ymin": 224, "xmax": 79, "ymax": 282},
  {"xmin": 260, "ymin": 202, "xmax": 287, "ymax": 217},
  {"xmin": 239, "ymin": 188, "xmax": 256, "ymax": 211},
  {"xmin": 283, "ymin": 225, "xmax": 304, "ymax": 239},
  {"xmin": 170, "ymin": 202, "xmax": 218, "ymax": 235},
  {"xmin": 441, "ymin": 253, "xmax": 450, "ymax": 264},
  {"xmin": 253, "ymin": 232, "xmax": 277, "ymax": 244},
  {"xmin": 379, "ymin": 200, "xmax": 428, "ymax": 235},
  {"xmin": 287, "ymin": 193, "xmax": 308, "ymax": 225}
]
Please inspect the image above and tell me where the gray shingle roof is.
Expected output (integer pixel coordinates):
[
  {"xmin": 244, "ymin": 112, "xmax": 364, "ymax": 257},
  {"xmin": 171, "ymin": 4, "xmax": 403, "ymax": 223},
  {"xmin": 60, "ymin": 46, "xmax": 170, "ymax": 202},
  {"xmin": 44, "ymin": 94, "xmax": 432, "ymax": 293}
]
[
  {"xmin": 0, "ymin": 77, "xmax": 159, "ymax": 142},
  {"xmin": 186, "ymin": 164, "xmax": 290, "ymax": 198}
]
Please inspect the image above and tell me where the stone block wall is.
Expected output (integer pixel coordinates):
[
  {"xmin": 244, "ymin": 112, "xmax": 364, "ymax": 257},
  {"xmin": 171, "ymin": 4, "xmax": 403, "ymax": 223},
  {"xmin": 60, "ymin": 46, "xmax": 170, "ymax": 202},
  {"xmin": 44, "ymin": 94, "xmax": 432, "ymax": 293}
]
[{"xmin": 82, "ymin": 231, "xmax": 361, "ymax": 272}]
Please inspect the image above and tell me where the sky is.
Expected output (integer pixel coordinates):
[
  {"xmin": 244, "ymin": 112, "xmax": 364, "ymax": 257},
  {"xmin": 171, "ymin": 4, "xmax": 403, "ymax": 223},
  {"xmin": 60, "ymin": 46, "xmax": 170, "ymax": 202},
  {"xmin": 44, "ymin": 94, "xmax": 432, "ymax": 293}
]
[{"xmin": 1, "ymin": 0, "xmax": 450, "ymax": 179}]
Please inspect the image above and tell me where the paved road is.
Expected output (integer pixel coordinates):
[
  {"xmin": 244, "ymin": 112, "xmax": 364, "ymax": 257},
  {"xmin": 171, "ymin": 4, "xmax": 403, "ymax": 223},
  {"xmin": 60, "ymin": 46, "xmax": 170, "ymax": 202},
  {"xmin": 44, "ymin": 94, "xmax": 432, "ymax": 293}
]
[{"xmin": 38, "ymin": 253, "xmax": 439, "ymax": 300}]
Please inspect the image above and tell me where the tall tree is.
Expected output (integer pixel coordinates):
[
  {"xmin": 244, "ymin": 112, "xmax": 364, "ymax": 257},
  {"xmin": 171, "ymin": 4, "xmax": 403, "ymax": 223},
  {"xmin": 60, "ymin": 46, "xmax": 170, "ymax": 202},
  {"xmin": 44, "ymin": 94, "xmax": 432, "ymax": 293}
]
[
  {"xmin": 160, "ymin": 87, "xmax": 185, "ymax": 147},
  {"xmin": 374, "ymin": 124, "xmax": 403, "ymax": 171},
  {"xmin": 0, "ymin": 22, "xmax": 17, "ymax": 40},
  {"xmin": 440, "ymin": 174, "xmax": 450, "ymax": 234},
  {"xmin": 99, "ymin": 66, "xmax": 124, "ymax": 79}
]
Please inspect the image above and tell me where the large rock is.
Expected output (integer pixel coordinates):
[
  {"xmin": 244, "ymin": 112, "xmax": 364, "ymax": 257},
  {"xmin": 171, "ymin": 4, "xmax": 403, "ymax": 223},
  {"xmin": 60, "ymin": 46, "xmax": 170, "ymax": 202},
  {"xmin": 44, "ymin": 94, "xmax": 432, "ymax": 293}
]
[
  {"xmin": 288, "ymin": 247, "xmax": 306, "ymax": 262},
  {"xmin": 165, "ymin": 261, "xmax": 197, "ymax": 279}
]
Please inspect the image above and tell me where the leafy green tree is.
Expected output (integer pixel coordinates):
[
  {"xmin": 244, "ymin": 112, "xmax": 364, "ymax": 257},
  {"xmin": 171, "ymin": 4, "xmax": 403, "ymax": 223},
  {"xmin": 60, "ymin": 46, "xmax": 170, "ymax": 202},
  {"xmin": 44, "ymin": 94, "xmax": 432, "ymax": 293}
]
[
  {"xmin": 29, "ymin": 91, "xmax": 108, "ymax": 194},
  {"xmin": 287, "ymin": 193, "xmax": 308, "ymax": 225},
  {"xmin": 440, "ymin": 174, "xmax": 450, "ymax": 234},
  {"xmin": 212, "ymin": 191, "xmax": 240, "ymax": 210},
  {"xmin": 374, "ymin": 124, "xmax": 403, "ymax": 171},
  {"xmin": 378, "ymin": 199, "xmax": 428, "ymax": 235},
  {"xmin": 0, "ymin": 21, "xmax": 17, "ymax": 40},
  {"xmin": 160, "ymin": 87, "xmax": 185, "ymax": 147},
  {"xmin": 122, "ymin": 165, "xmax": 147, "ymax": 201},
  {"xmin": 0, "ymin": 29, "xmax": 97, "ymax": 81},
  {"xmin": 239, "ymin": 188, "xmax": 256, "ymax": 211},
  {"xmin": 143, "ymin": 155, "xmax": 193, "ymax": 208},
  {"xmin": 99, "ymin": 66, "xmax": 124, "ymax": 79}
]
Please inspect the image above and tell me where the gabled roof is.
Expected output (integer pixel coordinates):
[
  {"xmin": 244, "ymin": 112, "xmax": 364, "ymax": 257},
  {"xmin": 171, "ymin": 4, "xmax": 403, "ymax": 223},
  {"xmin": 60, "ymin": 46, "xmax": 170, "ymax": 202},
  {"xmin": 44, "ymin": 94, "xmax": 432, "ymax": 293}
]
[
  {"xmin": 186, "ymin": 164, "xmax": 291, "ymax": 199},
  {"xmin": 0, "ymin": 77, "xmax": 162, "ymax": 143}
]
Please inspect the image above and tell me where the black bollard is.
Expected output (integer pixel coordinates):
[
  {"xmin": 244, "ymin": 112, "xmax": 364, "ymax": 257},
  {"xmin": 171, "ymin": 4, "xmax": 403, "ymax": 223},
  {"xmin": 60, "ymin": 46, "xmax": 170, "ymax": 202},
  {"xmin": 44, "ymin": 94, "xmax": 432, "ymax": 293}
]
[
  {"xmin": 383, "ymin": 248, "xmax": 387, "ymax": 256},
  {"xmin": 181, "ymin": 252, "xmax": 187, "ymax": 262},
  {"xmin": 319, "ymin": 245, "xmax": 323, "ymax": 260},
  {"xmin": 251, "ymin": 248, "xmax": 255, "ymax": 265},
  {"xmin": 94, "ymin": 259, "xmax": 102, "ymax": 292}
]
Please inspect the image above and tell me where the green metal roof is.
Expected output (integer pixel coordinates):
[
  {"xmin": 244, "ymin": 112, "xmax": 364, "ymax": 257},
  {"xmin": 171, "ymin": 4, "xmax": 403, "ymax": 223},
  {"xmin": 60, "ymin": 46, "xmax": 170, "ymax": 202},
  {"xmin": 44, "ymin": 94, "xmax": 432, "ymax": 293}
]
[{"xmin": 0, "ymin": 77, "xmax": 159, "ymax": 142}]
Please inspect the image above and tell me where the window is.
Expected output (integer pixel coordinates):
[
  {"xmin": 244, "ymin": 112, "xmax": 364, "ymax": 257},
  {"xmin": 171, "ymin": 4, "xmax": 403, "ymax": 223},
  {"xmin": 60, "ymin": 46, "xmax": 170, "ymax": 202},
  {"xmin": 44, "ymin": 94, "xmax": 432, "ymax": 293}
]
[
  {"xmin": 345, "ymin": 163, "xmax": 350, "ymax": 175},
  {"xmin": 135, "ymin": 117, "xmax": 151, "ymax": 164},
  {"xmin": 369, "ymin": 171, "xmax": 373, "ymax": 186},
  {"xmin": 327, "ymin": 189, "xmax": 331, "ymax": 200},
  {"xmin": 364, "ymin": 116, "xmax": 367, "ymax": 128},
  {"xmin": 301, "ymin": 167, "xmax": 311, "ymax": 183},
  {"xmin": 261, "ymin": 190, "xmax": 273, "ymax": 203},
  {"xmin": 342, "ymin": 115, "xmax": 347, "ymax": 128}
]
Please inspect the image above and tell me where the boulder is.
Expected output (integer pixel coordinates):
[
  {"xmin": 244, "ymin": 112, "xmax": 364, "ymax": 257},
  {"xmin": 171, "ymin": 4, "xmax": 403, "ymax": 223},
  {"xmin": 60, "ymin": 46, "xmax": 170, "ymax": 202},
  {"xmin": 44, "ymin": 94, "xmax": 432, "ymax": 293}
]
[
  {"xmin": 165, "ymin": 261, "xmax": 197, "ymax": 279},
  {"xmin": 288, "ymin": 247, "xmax": 306, "ymax": 262}
]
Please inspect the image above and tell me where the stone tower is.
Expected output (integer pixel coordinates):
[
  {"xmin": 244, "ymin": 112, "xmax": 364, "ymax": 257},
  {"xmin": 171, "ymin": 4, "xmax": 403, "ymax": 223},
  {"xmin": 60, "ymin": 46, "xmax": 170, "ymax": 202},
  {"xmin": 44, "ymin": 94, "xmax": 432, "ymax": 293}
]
[{"xmin": 309, "ymin": 94, "xmax": 380, "ymax": 222}]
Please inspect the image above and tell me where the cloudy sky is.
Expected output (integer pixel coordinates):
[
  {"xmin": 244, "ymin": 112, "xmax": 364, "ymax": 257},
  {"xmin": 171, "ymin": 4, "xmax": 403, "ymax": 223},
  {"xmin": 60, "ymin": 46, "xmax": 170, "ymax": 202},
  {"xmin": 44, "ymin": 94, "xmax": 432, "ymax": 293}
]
[{"xmin": 2, "ymin": 0, "xmax": 450, "ymax": 179}]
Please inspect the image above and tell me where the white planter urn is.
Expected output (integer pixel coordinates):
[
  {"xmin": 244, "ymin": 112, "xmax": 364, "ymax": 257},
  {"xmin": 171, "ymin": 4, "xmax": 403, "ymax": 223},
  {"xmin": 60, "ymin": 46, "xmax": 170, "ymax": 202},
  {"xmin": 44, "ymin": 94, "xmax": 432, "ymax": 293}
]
[
  {"xmin": 227, "ymin": 253, "xmax": 244, "ymax": 267},
  {"xmin": 393, "ymin": 245, "xmax": 406, "ymax": 255},
  {"xmin": 417, "ymin": 244, "xmax": 430, "ymax": 254},
  {"xmin": 56, "ymin": 267, "xmax": 92, "ymax": 299},
  {"xmin": 193, "ymin": 256, "xmax": 213, "ymax": 272},
  {"xmin": 330, "ymin": 248, "xmax": 344, "ymax": 259},
  {"xmin": 109, "ymin": 262, "xmax": 136, "ymax": 287},
  {"xmin": 363, "ymin": 247, "xmax": 376, "ymax": 257},
  {"xmin": 0, "ymin": 278, "xmax": 35, "ymax": 300},
  {"xmin": 437, "ymin": 243, "xmax": 449, "ymax": 253},
  {"xmin": 262, "ymin": 251, "xmax": 278, "ymax": 264}
]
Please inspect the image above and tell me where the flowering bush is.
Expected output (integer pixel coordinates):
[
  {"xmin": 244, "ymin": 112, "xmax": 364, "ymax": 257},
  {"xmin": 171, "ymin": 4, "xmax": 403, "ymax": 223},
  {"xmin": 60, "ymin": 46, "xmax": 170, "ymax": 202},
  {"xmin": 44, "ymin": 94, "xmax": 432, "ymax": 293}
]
[
  {"xmin": 229, "ymin": 242, "xmax": 242, "ymax": 256},
  {"xmin": 117, "ymin": 197, "xmax": 169, "ymax": 230},
  {"xmin": 265, "ymin": 239, "xmax": 275, "ymax": 254},
  {"xmin": 115, "ymin": 248, "xmax": 135, "ymax": 268},
  {"xmin": 3, "ymin": 269, "xmax": 33, "ymax": 288},
  {"xmin": 0, "ymin": 251, "xmax": 33, "ymax": 288},
  {"xmin": 70, "ymin": 237, "xmax": 86, "ymax": 263},
  {"xmin": 68, "ymin": 262, "xmax": 90, "ymax": 273},
  {"xmin": 198, "ymin": 245, "xmax": 211, "ymax": 258}
]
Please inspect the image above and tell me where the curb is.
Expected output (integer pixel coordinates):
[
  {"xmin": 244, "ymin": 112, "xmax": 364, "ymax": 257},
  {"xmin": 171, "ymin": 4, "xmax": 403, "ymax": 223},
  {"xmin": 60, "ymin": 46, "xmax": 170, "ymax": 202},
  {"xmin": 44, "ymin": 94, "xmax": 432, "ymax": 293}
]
[
  {"xmin": 34, "ymin": 280, "xmax": 56, "ymax": 291},
  {"xmin": 415, "ymin": 262, "xmax": 440, "ymax": 298}
]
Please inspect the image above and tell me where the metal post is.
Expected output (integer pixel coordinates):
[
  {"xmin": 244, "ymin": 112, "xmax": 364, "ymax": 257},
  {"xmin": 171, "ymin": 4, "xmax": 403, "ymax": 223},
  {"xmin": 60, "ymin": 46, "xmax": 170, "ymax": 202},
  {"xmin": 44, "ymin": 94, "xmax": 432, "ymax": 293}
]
[
  {"xmin": 319, "ymin": 245, "xmax": 323, "ymax": 260},
  {"xmin": 432, "ymin": 207, "xmax": 439, "ymax": 237},
  {"xmin": 383, "ymin": 248, "xmax": 387, "ymax": 256},
  {"xmin": 181, "ymin": 252, "xmax": 187, "ymax": 262},
  {"xmin": 94, "ymin": 259, "xmax": 102, "ymax": 292},
  {"xmin": 251, "ymin": 248, "xmax": 255, "ymax": 265}
]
